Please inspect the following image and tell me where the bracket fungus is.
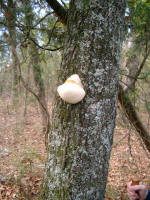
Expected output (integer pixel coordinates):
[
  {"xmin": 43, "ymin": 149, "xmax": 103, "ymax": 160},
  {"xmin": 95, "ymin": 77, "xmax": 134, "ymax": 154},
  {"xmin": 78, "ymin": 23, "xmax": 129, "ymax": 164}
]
[{"xmin": 57, "ymin": 74, "xmax": 86, "ymax": 104}]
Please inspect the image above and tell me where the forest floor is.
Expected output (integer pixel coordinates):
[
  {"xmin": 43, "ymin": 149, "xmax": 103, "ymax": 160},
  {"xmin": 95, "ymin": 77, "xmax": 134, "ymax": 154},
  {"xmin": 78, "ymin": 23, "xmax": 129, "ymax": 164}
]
[{"xmin": 0, "ymin": 96, "xmax": 150, "ymax": 200}]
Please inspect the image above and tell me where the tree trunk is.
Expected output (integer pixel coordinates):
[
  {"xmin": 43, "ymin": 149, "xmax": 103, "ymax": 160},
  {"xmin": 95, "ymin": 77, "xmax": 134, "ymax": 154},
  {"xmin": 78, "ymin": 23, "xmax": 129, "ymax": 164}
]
[
  {"xmin": 6, "ymin": 0, "xmax": 19, "ymax": 100},
  {"xmin": 30, "ymin": 42, "xmax": 49, "ymax": 133},
  {"xmin": 125, "ymin": 54, "xmax": 139, "ymax": 92},
  {"xmin": 24, "ymin": 63, "xmax": 30, "ymax": 121},
  {"xmin": 24, "ymin": 1, "xmax": 50, "ymax": 133},
  {"xmin": 44, "ymin": 1, "xmax": 126, "ymax": 200}
]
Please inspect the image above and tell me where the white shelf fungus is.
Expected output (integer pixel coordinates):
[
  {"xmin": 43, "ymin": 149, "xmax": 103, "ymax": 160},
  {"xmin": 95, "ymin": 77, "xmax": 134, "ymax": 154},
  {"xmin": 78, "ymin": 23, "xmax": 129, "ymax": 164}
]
[{"xmin": 57, "ymin": 74, "xmax": 86, "ymax": 104}]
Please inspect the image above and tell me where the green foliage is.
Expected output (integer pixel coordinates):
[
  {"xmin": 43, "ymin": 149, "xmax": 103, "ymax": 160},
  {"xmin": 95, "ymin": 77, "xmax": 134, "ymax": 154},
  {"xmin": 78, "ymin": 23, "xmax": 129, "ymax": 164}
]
[
  {"xmin": 128, "ymin": 0, "xmax": 150, "ymax": 47},
  {"xmin": 119, "ymin": 1, "xmax": 150, "ymax": 121},
  {"xmin": 83, "ymin": 0, "xmax": 90, "ymax": 9},
  {"xmin": 127, "ymin": 89, "xmax": 138, "ymax": 101}
]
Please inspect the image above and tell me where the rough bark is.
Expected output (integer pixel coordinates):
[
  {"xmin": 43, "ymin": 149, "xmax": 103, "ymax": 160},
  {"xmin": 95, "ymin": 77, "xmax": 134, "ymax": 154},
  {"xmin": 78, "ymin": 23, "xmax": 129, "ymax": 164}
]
[
  {"xmin": 118, "ymin": 85, "xmax": 150, "ymax": 152},
  {"xmin": 46, "ymin": 0, "xmax": 150, "ymax": 155},
  {"xmin": 44, "ymin": 1, "xmax": 126, "ymax": 199}
]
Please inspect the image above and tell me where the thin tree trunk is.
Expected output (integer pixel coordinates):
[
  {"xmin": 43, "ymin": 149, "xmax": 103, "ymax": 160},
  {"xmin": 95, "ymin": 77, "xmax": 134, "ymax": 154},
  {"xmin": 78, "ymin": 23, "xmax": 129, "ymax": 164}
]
[
  {"xmin": 6, "ymin": 0, "xmax": 19, "ymax": 100},
  {"xmin": 124, "ymin": 54, "xmax": 139, "ymax": 92},
  {"xmin": 44, "ymin": 1, "xmax": 126, "ymax": 199},
  {"xmin": 29, "ymin": 42, "xmax": 49, "ymax": 133},
  {"xmin": 124, "ymin": 49, "xmax": 150, "ymax": 93},
  {"xmin": 118, "ymin": 85, "xmax": 150, "ymax": 152},
  {"xmin": 24, "ymin": 0, "xmax": 50, "ymax": 133},
  {"xmin": 24, "ymin": 64, "xmax": 30, "ymax": 121}
]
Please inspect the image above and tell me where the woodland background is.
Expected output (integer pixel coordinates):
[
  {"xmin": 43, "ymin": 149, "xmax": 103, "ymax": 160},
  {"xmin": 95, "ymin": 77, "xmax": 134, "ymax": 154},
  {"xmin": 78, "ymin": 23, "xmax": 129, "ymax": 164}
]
[{"xmin": 0, "ymin": 0, "xmax": 150, "ymax": 199}]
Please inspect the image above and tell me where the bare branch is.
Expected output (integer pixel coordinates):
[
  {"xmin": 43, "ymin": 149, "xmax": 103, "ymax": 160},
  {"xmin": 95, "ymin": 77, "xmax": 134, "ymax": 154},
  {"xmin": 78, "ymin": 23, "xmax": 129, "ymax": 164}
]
[
  {"xmin": 33, "ymin": 12, "xmax": 53, "ymax": 28},
  {"xmin": 121, "ymin": 73, "xmax": 147, "ymax": 80},
  {"xmin": 60, "ymin": 0, "xmax": 68, "ymax": 9},
  {"xmin": 44, "ymin": 19, "xmax": 59, "ymax": 47},
  {"xmin": 0, "ymin": 0, "xmax": 8, "ymax": 12},
  {"xmin": 45, "ymin": 0, "xmax": 67, "ymax": 25},
  {"xmin": 29, "ymin": 36, "xmax": 63, "ymax": 51}
]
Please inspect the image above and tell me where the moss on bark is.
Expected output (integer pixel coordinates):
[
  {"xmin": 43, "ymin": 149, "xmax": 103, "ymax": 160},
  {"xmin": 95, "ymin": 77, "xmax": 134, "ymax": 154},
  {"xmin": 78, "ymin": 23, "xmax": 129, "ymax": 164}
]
[{"xmin": 44, "ymin": 0, "xmax": 126, "ymax": 199}]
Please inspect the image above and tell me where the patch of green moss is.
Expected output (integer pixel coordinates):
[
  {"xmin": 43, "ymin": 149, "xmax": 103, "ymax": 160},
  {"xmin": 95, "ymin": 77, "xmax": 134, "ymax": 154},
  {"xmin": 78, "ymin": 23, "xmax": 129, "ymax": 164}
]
[{"xmin": 83, "ymin": 0, "xmax": 90, "ymax": 10}]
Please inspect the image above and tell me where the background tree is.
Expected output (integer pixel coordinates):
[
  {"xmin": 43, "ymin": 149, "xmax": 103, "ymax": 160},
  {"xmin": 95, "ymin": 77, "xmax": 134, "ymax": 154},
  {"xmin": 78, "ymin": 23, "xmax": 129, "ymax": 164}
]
[
  {"xmin": 23, "ymin": 1, "xmax": 50, "ymax": 133},
  {"xmin": 119, "ymin": 0, "xmax": 150, "ymax": 152},
  {"xmin": 0, "ymin": 0, "xmax": 62, "ymax": 133},
  {"xmin": 0, "ymin": 0, "xmax": 19, "ymax": 102}
]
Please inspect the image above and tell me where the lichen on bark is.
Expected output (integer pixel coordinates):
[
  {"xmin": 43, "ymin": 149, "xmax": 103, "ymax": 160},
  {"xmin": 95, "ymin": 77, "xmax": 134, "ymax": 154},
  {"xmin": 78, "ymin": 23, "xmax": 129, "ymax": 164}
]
[{"xmin": 44, "ymin": 0, "xmax": 126, "ymax": 199}]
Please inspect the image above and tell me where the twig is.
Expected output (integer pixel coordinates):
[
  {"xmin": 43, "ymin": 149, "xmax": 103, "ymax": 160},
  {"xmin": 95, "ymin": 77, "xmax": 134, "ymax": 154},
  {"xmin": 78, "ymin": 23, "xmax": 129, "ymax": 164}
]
[
  {"xmin": 113, "ymin": 132, "xmax": 130, "ymax": 148},
  {"xmin": 29, "ymin": 37, "xmax": 63, "ymax": 51},
  {"xmin": 44, "ymin": 19, "xmax": 59, "ymax": 47},
  {"xmin": 124, "ymin": 49, "xmax": 150, "ymax": 93},
  {"xmin": 33, "ymin": 12, "xmax": 53, "ymax": 28},
  {"xmin": 60, "ymin": 0, "xmax": 68, "ymax": 9}
]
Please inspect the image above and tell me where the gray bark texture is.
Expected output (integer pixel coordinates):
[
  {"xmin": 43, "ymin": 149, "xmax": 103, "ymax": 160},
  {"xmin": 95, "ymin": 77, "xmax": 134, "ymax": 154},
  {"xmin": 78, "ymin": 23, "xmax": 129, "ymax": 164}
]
[{"xmin": 44, "ymin": 0, "xmax": 126, "ymax": 199}]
